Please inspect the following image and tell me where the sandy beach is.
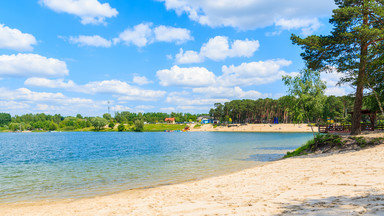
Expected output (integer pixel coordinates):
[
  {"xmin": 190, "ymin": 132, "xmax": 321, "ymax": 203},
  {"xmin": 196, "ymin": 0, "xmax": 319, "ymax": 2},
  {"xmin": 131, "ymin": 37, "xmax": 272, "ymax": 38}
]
[
  {"xmin": 2, "ymin": 132, "xmax": 384, "ymax": 215},
  {"xmin": 189, "ymin": 123, "xmax": 317, "ymax": 133}
]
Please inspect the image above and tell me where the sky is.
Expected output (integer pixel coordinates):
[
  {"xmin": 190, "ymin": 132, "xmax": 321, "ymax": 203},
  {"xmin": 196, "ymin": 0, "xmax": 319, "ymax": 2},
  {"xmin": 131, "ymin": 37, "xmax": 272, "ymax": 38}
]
[{"xmin": 0, "ymin": 0, "xmax": 352, "ymax": 116}]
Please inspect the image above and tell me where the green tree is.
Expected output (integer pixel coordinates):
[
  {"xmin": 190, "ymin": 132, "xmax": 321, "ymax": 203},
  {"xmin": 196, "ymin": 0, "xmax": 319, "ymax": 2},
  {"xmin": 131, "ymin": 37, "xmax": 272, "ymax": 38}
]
[
  {"xmin": 291, "ymin": 0, "xmax": 384, "ymax": 134},
  {"xmin": 108, "ymin": 122, "xmax": 115, "ymax": 129},
  {"xmin": 48, "ymin": 121, "xmax": 59, "ymax": 131},
  {"xmin": 90, "ymin": 117, "xmax": 108, "ymax": 131},
  {"xmin": 283, "ymin": 69, "xmax": 326, "ymax": 138},
  {"xmin": 117, "ymin": 124, "xmax": 125, "ymax": 132},
  {"xmin": 103, "ymin": 113, "xmax": 112, "ymax": 120},
  {"xmin": 0, "ymin": 113, "xmax": 11, "ymax": 126},
  {"xmin": 134, "ymin": 119, "xmax": 144, "ymax": 132}
]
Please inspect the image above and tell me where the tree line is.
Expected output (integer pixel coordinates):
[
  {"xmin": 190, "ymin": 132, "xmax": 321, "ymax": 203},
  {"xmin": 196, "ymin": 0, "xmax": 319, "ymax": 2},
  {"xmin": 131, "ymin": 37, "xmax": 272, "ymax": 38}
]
[
  {"xmin": 209, "ymin": 93, "xmax": 383, "ymax": 125},
  {"xmin": 0, "ymin": 112, "xmax": 204, "ymax": 132}
]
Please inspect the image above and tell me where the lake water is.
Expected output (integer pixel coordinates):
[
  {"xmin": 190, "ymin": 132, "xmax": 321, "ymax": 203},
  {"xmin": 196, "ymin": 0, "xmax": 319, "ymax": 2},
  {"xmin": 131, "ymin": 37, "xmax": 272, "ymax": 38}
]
[{"xmin": 0, "ymin": 132, "xmax": 312, "ymax": 203}]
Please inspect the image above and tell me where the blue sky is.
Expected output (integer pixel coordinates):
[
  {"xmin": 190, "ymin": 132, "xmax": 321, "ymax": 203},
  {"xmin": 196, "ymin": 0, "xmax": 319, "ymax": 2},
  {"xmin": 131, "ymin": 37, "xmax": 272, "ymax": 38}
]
[{"xmin": 0, "ymin": 0, "xmax": 350, "ymax": 116}]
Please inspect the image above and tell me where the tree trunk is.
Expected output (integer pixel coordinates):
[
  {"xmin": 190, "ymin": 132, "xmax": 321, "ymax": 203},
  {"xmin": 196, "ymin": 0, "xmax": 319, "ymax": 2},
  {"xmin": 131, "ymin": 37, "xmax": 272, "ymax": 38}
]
[{"xmin": 351, "ymin": 8, "xmax": 368, "ymax": 135}]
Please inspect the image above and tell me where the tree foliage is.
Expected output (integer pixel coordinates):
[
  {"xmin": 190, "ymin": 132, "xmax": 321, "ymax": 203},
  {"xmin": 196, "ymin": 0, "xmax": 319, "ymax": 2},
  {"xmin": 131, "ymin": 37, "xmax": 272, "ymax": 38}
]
[
  {"xmin": 0, "ymin": 113, "xmax": 11, "ymax": 126},
  {"xmin": 291, "ymin": 0, "xmax": 384, "ymax": 134},
  {"xmin": 90, "ymin": 117, "xmax": 108, "ymax": 131}
]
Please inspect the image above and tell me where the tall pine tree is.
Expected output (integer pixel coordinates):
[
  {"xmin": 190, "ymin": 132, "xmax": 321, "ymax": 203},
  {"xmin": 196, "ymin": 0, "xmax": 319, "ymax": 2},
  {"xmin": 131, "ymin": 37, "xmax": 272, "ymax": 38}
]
[{"xmin": 291, "ymin": 0, "xmax": 384, "ymax": 135}]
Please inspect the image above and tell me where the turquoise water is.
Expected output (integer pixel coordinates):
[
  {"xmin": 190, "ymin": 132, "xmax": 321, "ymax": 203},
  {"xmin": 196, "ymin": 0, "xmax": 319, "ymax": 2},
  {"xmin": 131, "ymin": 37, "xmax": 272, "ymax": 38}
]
[{"xmin": 0, "ymin": 132, "xmax": 312, "ymax": 203}]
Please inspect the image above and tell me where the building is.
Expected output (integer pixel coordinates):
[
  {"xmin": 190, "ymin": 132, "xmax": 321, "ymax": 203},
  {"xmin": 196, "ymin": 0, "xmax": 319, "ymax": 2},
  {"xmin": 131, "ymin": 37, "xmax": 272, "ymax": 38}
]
[
  {"xmin": 165, "ymin": 118, "xmax": 175, "ymax": 124},
  {"xmin": 197, "ymin": 116, "xmax": 214, "ymax": 124}
]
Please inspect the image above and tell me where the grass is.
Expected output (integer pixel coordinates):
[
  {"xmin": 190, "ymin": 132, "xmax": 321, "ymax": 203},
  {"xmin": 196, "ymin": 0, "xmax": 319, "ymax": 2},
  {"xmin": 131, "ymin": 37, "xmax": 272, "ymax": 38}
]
[
  {"xmin": 143, "ymin": 124, "xmax": 186, "ymax": 132},
  {"xmin": 284, "ymin": 134, "xmax": 344, "ymax": 158},
  {"xmin": 193, "ymin": 124, "xmax": 201, "ymax": 129},
  {"xmin": 284, "ymin": 139, "xmax": 313, "ymax": 158}
]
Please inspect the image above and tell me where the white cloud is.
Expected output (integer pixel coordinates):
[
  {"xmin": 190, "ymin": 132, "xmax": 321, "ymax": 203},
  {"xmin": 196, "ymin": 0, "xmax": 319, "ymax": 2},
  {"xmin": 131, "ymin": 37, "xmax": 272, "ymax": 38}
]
[
  {"xmin": 175, "ymin": 36, "xmax": 259, "ymax": 64},
  {"xmin": 111, "ymin": 105, "xmax": 132, "ymax": 112},
  {"xmin": 325, "ymin": 87, "xmax": 347, "ymax": 97},
  {"xmin": 0, "ymin": 87, "xmax": 65, "ymax": 101},
  {"xmin": 0, "ymin": 87, "xmax": 105, "ymax": 115},
  {"xmin": 192, "ymin": 86, "xmax": 265, "ymax": 99},
  {"xmin": 114, "ymin": 23, "xmax": 153, "ymax": 47},
  {"xmin": 25, "ymin": 77, "xmax": 76, "ymax": 88},
  {"xmin": 166, "ymin": 95, "xmax": 229, "ymax": 106},
  {"xmin": 69, "ymin": 35, "xmax": 112, "ymax": 47},
  {"xmin": 0, "ymin": 24, "xmax": 37, "ymax": 51},
  {"xmin": 81, "ymin": 80, "xmax": 166, "ymax": 101},
  {"xmin": 274, "ymin": 18, "xmax": 321, "ymax": 36},
  {"xmin": 39, "ymin": 0, "xmax": 118, "ymax": 25},
  {"xmin": 321, "ymin": 70, "xmax": 353, "ymax": 96},
  {"xmin": 160, "ymin": 107, "xmax": 176, "ymax": 112},
  {"xmin": 154, "ymin": 25, "xmax": 193, "ymax": 44},
  {"xmin": 0, "ymin": 100, "xmax": 30, "ymax": 110},
  {"xmin": 133, "ymin": 76, "xmax": 152, "ymax": 85},
  {"xmin": 220, "ymin": 59, "xmax": 293, "ymax": 86},
  {"xmin": 135, "ymin": 105, "xmax": 155, "ymax": 110},
  {"xmin": 0, "ymin": 54, "xmax": 68, "ymax": 78},
  {"xmin": 158, "ymin": 0, "xmax": 335, "ymax": 30},
  {"xmin": 24, "ymin": 78, "xmax": 166, "ymax": 102},
  {"xmin": 114, "ymin": 23, "xmax": 193, "ymax": 47},
  {"xmin": 158, "ymin": 59, "xmax": 293, "ymax": 89},
  {"xmin": 175, "ymin": 49, "xmax": 203, "ymax": 64},
  {"xmin": 157, "ymin": 65, "xmax": 216, "ymax": 87}
]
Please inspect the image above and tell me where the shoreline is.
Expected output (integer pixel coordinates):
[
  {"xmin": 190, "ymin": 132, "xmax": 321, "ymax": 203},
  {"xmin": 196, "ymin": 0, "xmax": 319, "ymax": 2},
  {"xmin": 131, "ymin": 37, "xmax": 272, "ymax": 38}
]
[
  {"xmin": 189, "ymin": 123, "xmax": 317, "ymax": 133},
  {"xmin": 2, "ymin": 133, "xmax": 384, "ymax": 215}
]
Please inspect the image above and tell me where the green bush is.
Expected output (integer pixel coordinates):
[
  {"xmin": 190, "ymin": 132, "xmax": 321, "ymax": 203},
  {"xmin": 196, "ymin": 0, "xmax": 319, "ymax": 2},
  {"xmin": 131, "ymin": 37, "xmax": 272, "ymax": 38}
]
[
  {"xmin": 117, "ymin": 124, "xmax": 125, "ymax": 132},
  {"xmin": 134, "ymin": 120, "xmax": 144, "ymax": 132},
  {"xmin": 193, "ymin": 124, "xmax": 201, "ymax": 129}
]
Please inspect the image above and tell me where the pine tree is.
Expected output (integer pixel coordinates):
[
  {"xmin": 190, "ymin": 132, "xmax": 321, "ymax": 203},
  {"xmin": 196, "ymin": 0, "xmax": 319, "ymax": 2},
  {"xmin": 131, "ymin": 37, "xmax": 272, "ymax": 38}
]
[{"xmin": 291, "ymin": 0, "xmax": 384, "ymax": 134}]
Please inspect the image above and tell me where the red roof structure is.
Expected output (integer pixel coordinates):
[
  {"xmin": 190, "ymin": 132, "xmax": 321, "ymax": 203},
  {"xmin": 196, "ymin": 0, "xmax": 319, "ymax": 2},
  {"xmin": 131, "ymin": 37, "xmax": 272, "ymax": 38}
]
[{"xmin": 165, "ymin": 118, "xmax": 175, "ymax": 123}]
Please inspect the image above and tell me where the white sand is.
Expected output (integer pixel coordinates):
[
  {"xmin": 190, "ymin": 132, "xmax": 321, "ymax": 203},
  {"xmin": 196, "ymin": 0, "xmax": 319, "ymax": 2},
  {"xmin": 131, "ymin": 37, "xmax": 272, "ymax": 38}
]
[
  {"xmin": 2, "ymin": 133, "xmax": 384, "ymax": 215},
  {"xmin": 189, "ymin": 123, "xmax": 317, "ymax": 133}
]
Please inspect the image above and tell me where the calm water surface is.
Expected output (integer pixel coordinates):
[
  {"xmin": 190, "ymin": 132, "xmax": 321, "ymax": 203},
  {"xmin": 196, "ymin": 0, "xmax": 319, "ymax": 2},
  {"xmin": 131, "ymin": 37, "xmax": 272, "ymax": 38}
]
[{"xmin": 0, "ymin": 132, "xmax": 312, "ymax": 203}]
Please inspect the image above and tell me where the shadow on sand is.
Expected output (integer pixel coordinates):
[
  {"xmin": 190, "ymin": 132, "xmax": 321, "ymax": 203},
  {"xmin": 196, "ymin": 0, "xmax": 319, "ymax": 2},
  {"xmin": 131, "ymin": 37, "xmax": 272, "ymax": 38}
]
[{"xmin": 276, "ymin": 193, "xmax": 384, "ymax": 215}]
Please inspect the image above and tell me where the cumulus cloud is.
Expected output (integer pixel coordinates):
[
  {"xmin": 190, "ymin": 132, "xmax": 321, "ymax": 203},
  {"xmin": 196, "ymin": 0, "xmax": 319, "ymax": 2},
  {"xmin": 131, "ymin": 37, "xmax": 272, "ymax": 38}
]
[
  {"xmin": 0, "ymin": 24, "xmax": 37, "ymax": 51},
  {"xmin": 132, "ymin": 76, "xmax": 152, "ymax": 85},
  {"xmin": 0, "ymin": 87, "xmax": 68, "ymax": 102},
  {"xmin": 157, "ymin": 59, "xmax": 293, "ymax": 89},
  {"xmin": 114, "ymin": 23, "xmax": 193, "ymax": 47},
  {"xmin": 158, "ymin": 0, "xmax": 335, "ymax": 30},
  {"xmin": 0, "ymin": 87, "xmax": 103, "ymax": 115},
  {"xmin": 25, "ymin": 77, "xmax": 76, "ymax": 88},
  {"xmin": 220, "ymin": 59, "xmax": 293, "ymax": 86},
  {"xmin": 24, "ymin": 78, "xmax": 166, "ymax": 102},
  {"xmin": 114, "ymin": 23, "xmax": 153, "ymax": 47},
  {"xmin": 321, "ymin": 70, "xmax": 353, "ymax": 96},
  {"xmin": 154, "ymin": 25, "xmax": 193, "ymax": 44},
  {"xmin": 192, "ymin": 86, "xmax": 265, "ymax": 99},
  {"xmin": 69, "ymin": 35, "xmax": 112, "ymax": 47},
  {"xmin": 39, "ymin": 0, "xmax": 118, "ymax": 25},
  {"xmin": 166, "ymin": 95, "xmax": 229, "ymax": 106},
  {"xmin": 157, "ymin": 65, "xmax": 216, "ymax": 87},
  {"xmin": 273, "ymin": 18, "xmax": 321, "ymax": 36},
  {"xmin": 175, "ymin": 36, "xmax": 259, "ymax": 64},
  {"xmin": 0, "ymin": 54, "xmax": 68, "ymax": 78}
]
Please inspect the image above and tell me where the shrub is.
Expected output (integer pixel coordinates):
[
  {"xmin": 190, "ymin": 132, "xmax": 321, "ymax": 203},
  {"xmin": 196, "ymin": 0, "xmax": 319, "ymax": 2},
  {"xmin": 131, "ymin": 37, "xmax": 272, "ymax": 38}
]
[
  {"xmin": 134, "ymin": 120, "xmax": 144, "ymax": 132},
  {"xmin": 193, "ymin": 124, "xmax": 201, "ymax": 129},
  {"xmin": 117, "ymin": 124, "xmax": 125, "ymax": 132}
]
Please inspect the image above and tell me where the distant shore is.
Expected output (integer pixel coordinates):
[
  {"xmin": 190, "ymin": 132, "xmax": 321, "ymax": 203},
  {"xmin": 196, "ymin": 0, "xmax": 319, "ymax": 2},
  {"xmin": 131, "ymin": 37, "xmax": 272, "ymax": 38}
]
[
  {"xmin": 189, "ymin": 123, "xmax": 317, "ymax": 133},
  {"xmin": 2, "ymin": 132, "xmax": 383, "ymax": 215}
]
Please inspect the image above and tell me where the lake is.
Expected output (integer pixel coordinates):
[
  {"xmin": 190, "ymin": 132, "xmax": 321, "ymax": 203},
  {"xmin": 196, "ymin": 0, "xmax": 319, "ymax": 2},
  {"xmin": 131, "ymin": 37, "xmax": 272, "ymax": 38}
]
[{"xmin": 0, "ymin": 132, "xmax": 312, "ymax": 203}]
